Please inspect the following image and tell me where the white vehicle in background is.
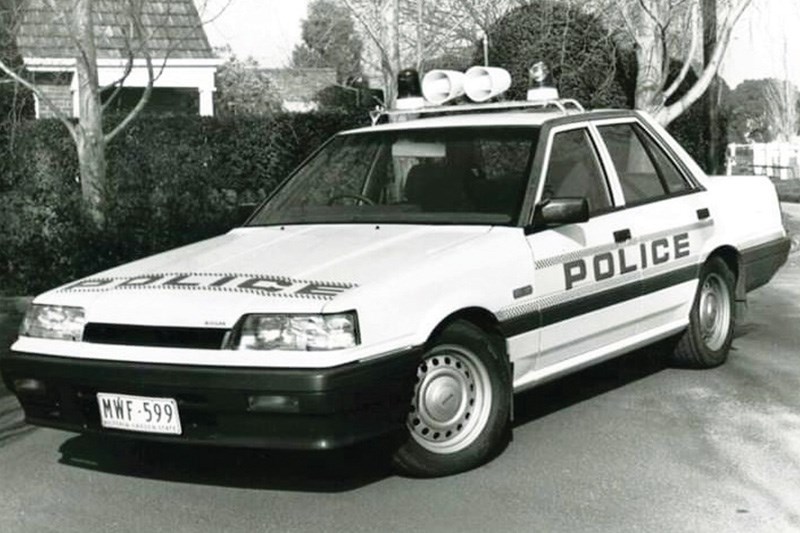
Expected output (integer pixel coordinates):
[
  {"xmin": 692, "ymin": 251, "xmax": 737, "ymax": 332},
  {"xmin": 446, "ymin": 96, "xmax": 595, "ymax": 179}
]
[{"xmin": 2, "ymin": 65, "xmax": 789, "ymax": 477}]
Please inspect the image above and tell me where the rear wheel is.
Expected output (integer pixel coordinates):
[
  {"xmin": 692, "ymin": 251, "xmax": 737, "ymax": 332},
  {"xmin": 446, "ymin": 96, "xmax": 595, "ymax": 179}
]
[
  {"xmin": 670, "ymin": 256, "xmax": 736, "ymax": 368},
  {"xmin": 392, "ymin": 320, "xmax": 511, "ymax": 477}
]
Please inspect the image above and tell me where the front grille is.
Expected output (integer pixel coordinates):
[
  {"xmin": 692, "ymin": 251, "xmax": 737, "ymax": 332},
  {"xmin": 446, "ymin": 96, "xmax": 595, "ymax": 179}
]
[{"xmin": 83, "ymin": 323, "xmax": 228, "ymax": 349}]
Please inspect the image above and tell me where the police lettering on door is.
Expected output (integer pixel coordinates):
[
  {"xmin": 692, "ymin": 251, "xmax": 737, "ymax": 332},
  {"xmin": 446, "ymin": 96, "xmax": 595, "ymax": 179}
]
[{"xmin": 563, "ymin": 233, "xmax": 690, "ymax": 290}]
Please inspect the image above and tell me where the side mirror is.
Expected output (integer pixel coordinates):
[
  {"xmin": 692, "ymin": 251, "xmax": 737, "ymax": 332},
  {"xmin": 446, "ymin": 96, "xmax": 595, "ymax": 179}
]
[{"xmin": 527, "ymin": 197, "xmax": 589, "ymax": 233}]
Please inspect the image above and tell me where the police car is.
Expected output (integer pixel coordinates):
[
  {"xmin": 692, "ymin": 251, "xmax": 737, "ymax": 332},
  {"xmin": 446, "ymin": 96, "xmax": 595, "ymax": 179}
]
[{"xmin": 1, "ymin": 65, "xmax": 790, "ymax": 477}]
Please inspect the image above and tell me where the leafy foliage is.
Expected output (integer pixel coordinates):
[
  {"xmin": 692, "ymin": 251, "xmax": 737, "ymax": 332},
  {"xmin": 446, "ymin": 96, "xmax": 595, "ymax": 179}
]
[
  {"xmin": 292, "ymin": 0, "xmax": 363, "ymax": 84},
  {"xmin": 214, "ymin": 56, "xmax": 283, "ymax": 117},
  {"xmin": 617, "ymin": 50, "xmax": 731, "ymax": 170},
  {"xmin": 481, "ymin": 2, "xmax": 629, "ymax": 108},
  {"xmin": 727, "ymin": 79, "xmax": 800, "ymax": 143},
  {"xmin": 0, "ymin": 111, "xmax": 367, "ymax": 294}
]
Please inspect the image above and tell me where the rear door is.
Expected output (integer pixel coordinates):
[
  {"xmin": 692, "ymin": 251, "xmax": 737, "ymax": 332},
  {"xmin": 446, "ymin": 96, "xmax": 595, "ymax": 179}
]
[{"xmin": 592, "ymin": 117, "xmax": 714, "ymax": 337}]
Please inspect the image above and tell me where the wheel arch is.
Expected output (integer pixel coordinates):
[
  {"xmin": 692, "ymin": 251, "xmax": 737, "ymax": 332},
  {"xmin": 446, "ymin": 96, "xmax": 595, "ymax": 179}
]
[
  {"xmin": 426, "ymin": 307, "xmax": 507, "ymax": 357},
  {"xmin": 706, "ymin": 245, "xmax": 746, "ymax": 316}
]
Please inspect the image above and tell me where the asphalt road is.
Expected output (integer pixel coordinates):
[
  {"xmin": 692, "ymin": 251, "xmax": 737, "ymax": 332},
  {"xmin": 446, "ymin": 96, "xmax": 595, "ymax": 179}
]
[{"xmin": 1, "ymin": 208, "xmax": 799, "ymax": 533}]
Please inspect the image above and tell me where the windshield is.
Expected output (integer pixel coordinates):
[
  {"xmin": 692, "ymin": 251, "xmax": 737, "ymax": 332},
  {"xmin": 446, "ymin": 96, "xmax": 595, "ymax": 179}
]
[{"xmin": 247, "ymin": 126, "xmax": 539, "ymax": 227}]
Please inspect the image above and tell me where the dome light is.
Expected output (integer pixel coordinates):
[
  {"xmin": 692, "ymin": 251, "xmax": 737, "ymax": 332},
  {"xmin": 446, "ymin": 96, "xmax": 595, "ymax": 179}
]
[
  {"xmin": 395, "ymin": 68, "xmax": 425, "ymax": 110},
  {"xmin": 527, "ymin": 62, "xmax": 558, "ymax": 102}
]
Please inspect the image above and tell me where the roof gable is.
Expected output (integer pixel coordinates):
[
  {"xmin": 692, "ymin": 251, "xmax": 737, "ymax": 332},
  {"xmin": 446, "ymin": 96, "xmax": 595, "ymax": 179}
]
[{"xmin": 17, "ymin": 0, "xmax": 214, "ymax": 60}]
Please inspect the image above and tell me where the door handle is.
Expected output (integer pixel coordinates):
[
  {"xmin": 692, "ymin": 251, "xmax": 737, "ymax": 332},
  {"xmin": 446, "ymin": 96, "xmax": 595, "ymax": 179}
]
[
  {"xmin": 613, "ymin": 229, "xmax": 631, "ymax": 243},
  {"xmin": 697, "ymin": 208, "xmax": 710, "ymax": 220}
]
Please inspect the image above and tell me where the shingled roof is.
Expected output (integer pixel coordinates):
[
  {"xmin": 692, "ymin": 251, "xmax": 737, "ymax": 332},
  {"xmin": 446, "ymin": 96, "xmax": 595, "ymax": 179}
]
[{"xmin": 17, "ymin": 0, "xmax": 214, "ymax": 60}]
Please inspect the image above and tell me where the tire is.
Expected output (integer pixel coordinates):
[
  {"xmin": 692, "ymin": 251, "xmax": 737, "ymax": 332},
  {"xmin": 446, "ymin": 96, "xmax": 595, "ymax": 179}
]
[
  {"xmin": 391, "ymin": 320, "xmax": 511, "ymax": 477},
  {"xmin": 670, "ymin": 256, "xmax": 736, "ymax": 368}
]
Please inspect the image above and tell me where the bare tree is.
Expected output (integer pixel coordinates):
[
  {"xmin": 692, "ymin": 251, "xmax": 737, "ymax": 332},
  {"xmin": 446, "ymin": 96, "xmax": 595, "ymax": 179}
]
[
  {"xmin": 343, "ymin": 0, "xmax": 752, "ymax": 128},
  {"xmin": 615, "ymin": 0, "xmax": 751, "ymax": 125},
  {"xmin": 764, "ymin": 79, "xmax": 798, "ymax": 143},
  {"xmin": 342, "ymin": 0, "xmax": 523, "ymax": 106},
  {"xmin": 0, "ymin": 0, "xmax": 32, "ymax": 151},
  {"xmin": 341, "ymin": 0, "xmax": 400, "ymax": 105},
  {"xmin": 0, "ymin": 0, "xmax": 228, "ymax": 224},
  {"xmin": 764, "ymin": 28, "xmax": 799, "ymax": 143}
]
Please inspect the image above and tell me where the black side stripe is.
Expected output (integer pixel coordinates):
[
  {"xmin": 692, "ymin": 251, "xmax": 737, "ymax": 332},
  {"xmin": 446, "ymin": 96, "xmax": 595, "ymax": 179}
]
[{"xmin": 499, "ymin": 264, "xmax": 700, "ymax": 338}]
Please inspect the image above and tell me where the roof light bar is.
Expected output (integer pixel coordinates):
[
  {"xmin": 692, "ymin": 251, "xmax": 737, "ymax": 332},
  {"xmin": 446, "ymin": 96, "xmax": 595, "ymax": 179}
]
[
  {"xmin": 371, "ymin": 98, "xmax": 584, "ymax": 126},
  {"xmin": 373, "ymin": 62, "xmax": 581, "ymax": 125}
]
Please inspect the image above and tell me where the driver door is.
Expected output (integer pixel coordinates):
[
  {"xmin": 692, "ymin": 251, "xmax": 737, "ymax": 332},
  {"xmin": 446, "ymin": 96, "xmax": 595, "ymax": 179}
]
[{"xmin": 525, "ymin": 124, "xmax": 643, "ymax": 372}]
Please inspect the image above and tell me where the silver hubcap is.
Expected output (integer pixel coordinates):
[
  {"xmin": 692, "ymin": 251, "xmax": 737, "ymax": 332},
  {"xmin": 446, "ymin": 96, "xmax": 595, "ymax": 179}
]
[
  {"xmin": 407, "ymin": 345, "xmax": 492, "ymax": 454},
  {"xmin": 698, "ymin": 272, "xmax": 731, "ymax": 351}
]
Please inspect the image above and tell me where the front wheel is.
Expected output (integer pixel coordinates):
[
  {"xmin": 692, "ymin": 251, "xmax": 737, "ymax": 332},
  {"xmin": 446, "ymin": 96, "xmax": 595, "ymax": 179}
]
[
  {"xmin": 669, "ymin": 256, "xmax": 736, "ymax": 368},
  {"xmin": 392, "ymin": 320, "xmax": 511, "ymax": 477}
]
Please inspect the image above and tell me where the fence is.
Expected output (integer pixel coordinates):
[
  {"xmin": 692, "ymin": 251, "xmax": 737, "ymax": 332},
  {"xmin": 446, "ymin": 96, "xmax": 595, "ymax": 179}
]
[{"xmin": 726, "ymin": 142, "xmax": 800, "ymax": 180}]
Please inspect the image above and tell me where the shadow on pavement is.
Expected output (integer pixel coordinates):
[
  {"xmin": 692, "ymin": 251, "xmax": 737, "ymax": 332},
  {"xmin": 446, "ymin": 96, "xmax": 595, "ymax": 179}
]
[
  {"xmin": 55, "ymin": 344, "xmax": 676, "ymax": 492},
  {"xmin": 512, "ymin": 341, "xmax": 671, "ymax": 427},
  {"xmin": 1, "ymin": 297, "xmax": 31, "ymax": 398},
  {"xmin": 57, "ymin": 432, "xmax": 399, "ymax": 492},
  {"xmin": 0, "ymin": 396, "xmax": 36, "ymax": 447}
]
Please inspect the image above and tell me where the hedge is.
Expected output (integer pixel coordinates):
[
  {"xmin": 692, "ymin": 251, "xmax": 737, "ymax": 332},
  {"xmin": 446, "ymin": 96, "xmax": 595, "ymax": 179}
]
[{"xmin": 0, "ymin": 111, "xmax": 367, "ymax": 295}]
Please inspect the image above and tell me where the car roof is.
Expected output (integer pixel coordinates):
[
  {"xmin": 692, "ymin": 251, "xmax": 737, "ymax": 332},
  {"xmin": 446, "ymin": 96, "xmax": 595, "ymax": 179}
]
[{"xmin": 342, "ymin": 108, "xmax": 638, "ymax": 135}]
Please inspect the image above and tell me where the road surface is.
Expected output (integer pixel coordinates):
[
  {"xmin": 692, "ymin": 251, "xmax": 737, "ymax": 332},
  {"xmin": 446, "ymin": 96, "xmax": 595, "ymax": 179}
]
[{"xmin": 1, "ymin": 206, "xmax": 799, "ymax": 533}]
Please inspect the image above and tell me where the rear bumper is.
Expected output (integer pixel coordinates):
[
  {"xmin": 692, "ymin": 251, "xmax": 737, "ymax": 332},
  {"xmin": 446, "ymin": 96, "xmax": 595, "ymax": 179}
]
[
  {"xmin": 743, "ymin": 236, "xmax": 791, "ymax": 291},
  {"xmin": 0, "ymin": 348, "xmax": 421, "ymax": 450}
]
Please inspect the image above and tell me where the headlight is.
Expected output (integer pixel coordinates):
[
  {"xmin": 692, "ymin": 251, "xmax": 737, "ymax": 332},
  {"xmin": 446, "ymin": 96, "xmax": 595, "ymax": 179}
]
[
  {"xmin": 234, "ymin": 313, "xmax": 359, "ymax": 351},
  {"xmin": 20, "ymin": 305, "xmax": 86, "ymax": 341}
]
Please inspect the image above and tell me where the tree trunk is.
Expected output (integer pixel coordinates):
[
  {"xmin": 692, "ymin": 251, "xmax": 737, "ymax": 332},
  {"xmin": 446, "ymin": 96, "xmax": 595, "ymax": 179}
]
[
  {"xmin": 74, "ymin": 0, "xmax": 106, "ymax": 224},
  {"xmin": 633, "ymin": 5, "xmax": 667, "ymax": 123},
  {"xmin": 380, "ymin": 0, "xmax": 401, "ymax": 106},
  {"xmin": 703, "ymin": 0, "xmax": 721, "ymax": 174}
]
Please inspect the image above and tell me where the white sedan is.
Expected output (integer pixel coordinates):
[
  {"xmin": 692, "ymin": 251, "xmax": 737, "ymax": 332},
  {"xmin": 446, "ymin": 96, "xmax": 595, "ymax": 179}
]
[{"xmin": 3, "ymin": 101, "xmax": 789, "ymax": 477}]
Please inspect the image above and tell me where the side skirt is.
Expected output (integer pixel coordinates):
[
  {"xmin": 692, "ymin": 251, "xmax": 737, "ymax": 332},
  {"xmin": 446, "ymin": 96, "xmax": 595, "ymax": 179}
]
[{"xmin": 511, "ymin": 319, "xmax": 688, "ymax": 394}]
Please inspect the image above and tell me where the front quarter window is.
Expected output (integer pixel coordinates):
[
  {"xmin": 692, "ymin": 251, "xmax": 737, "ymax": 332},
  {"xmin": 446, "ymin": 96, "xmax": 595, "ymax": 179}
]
[
  {"xmin": 247, "ymin": 127, "xmax": 538, "ymax": 226},
  {"xmin": 542, "ymin": 128, "xmax": 611, "ymax": 215}
]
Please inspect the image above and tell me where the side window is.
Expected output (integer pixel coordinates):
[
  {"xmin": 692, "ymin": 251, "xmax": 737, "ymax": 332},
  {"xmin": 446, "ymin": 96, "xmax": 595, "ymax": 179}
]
[
  {"xmin": 598, "ymin": 123, "xmax": 690, "ymax": 203},
  {"xmin": 638, "ymin": 130, "xmax": 691, "ymax": 194},
  {"xmin": 543, "ymin": 128, "xmax": 611, "ymax": 215}
]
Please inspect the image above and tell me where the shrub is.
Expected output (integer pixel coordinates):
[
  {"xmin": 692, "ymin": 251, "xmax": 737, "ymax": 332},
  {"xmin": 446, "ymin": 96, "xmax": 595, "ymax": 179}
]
[
  {"xmin": 0, "ymin": 111, "xmax": 367, "ymax": 294},
  {"xmin": 482, "ymin": 2, "xmax": 629, "ymax": 108},
  {"xmin": 485, "ymin": 4, "xmax": 728, "ymax": 173}
]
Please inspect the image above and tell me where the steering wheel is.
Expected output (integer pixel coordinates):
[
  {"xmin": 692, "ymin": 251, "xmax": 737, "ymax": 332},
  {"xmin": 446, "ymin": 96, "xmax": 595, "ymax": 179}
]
[{"xmin": 327, "ymin": 193, "xmax": 375, "ymax": 206}]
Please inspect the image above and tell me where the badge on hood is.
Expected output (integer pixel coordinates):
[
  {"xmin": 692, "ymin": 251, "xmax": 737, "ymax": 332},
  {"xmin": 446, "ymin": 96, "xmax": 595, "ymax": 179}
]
[{"xmin": 59, "ymin": 273, "xmax": 357, "ymax": 300}]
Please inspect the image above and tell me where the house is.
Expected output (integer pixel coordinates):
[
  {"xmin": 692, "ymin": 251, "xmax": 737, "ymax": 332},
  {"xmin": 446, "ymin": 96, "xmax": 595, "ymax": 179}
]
[
  {"xmin": 16, "ymin": 0, "xmax": 222, "ymax": 119},
  {"xmin": 259, "ymin": 67, "xmax": 337, "ymax": 112}
]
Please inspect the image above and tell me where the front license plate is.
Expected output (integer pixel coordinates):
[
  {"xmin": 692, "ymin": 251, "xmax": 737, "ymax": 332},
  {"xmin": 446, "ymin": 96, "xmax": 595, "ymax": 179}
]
[{"xmin": 97, "ymin": 393, "xmax": 182, "ymax": 435}]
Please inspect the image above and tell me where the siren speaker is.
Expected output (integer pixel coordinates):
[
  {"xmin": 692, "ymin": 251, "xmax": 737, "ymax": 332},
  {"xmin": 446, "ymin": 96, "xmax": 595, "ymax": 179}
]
[
  {"xmin": 464, "ymin": 66, "xmax": 511, "ymax": 102},
  {"xmin": 422, "ymin": 70, "xmax": 466, "ymax": 105}
]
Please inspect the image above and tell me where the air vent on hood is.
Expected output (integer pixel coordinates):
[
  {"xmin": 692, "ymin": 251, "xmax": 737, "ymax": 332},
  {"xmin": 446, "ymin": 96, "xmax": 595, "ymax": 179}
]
[{"xmin": 83, "ymin": 323, "xmax": 228, "ymax": 350}]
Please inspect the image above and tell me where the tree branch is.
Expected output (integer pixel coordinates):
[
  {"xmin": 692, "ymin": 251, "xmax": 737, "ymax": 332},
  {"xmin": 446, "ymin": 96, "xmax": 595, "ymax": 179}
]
[
  {"xmin": 663, "ymin": 2, "xmax": 698, "ymax": 100},
  {"xmin": 663, "ymin": 0, "xmax": 751, "ymax": 124},
  {"xmin": 104, "ymin": 2, "xmax": 153, "ymax": 144},
  {"xmin": 0, "ymin": 58, "xmax": 78, "ymax": 143},
  {"xmin": 342, "ymin": 0, "xmax": 392, "ymax": 71}
]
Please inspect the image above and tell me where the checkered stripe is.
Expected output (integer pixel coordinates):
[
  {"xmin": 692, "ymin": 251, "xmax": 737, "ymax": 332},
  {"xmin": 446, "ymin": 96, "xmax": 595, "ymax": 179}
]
[{"xmin": 534, "ymin": 218, "xmax": 713, "ymax": 269}]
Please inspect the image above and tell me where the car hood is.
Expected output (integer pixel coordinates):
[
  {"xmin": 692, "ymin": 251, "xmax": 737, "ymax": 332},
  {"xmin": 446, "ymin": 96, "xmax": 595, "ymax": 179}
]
[{"xmin": 39, "ymin": 224, "xmax": 492, "ymax": 327}]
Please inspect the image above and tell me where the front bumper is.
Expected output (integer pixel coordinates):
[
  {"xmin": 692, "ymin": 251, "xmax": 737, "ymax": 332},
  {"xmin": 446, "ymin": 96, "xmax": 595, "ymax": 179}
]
[{"xmin": 0, "ymin": 347, "xmax": 421, "ymax": 450}]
